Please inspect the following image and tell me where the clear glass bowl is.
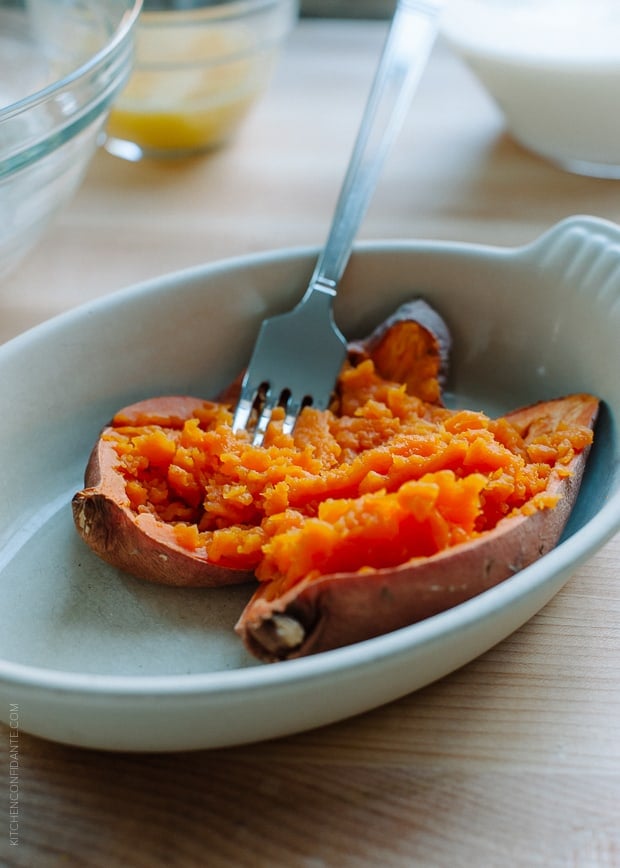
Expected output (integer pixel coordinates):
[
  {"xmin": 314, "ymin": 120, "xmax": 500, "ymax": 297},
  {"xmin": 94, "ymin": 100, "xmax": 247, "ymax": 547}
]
[
  {"xmin": 105, "ymin": 0, "xmax": 299, "ymax": 161},
  {"xmin": 0, "ymin": 0, "xmax": 142, "ymax": 279}
]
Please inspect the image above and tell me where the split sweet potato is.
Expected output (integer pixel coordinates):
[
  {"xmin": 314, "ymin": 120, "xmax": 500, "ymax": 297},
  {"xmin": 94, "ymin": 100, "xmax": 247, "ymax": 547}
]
[
  {"xmin": 71, "ymin": 298, "xmax": 598, "ymax": 661},
  {"xmin": 236, "ymin": 392, "xmax": 598, "ymax": 660}
]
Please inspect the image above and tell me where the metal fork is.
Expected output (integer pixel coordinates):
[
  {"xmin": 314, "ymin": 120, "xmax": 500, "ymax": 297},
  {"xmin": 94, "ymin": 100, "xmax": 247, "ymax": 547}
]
[{"xmin": 232, "ymin": 0, "xmax": 443, "ymax": 444}]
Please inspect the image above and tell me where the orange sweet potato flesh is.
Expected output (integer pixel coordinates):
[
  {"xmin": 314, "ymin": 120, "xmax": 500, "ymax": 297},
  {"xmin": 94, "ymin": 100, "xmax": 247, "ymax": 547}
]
[
  {"xmin": 73, "ymin": 396, "xmax": 255, "ymax": 587},
  {"xmin": 71, "ymin": 299, "xmax": 598, "ymax": 661},
  {"xmin": 348, "ymin": 299, "xmax": 451, "ymax": 404},
  {"xmin": 236, "ymin": 393, "xmax": 599, "ymax": 660}
]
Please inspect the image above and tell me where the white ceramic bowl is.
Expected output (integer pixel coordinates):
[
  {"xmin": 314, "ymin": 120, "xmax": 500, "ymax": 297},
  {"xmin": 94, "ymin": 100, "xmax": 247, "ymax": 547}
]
[
  {"xmin": 442, "ymin": 0, "xmax": 620, "ymax": 178},
  {"xmin": 0, "ymin": 215, "xmax": 619, "ymax": 751},
  {"xmin": 0, "ymin": 0, "xmax": 142, "ymax": 278}
]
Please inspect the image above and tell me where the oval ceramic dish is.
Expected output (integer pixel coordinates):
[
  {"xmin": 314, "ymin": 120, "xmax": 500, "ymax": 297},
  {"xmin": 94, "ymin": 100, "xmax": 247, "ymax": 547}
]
[{"xmin": 1, "ymin": 215, "xmax": 619, "ymax": 752}]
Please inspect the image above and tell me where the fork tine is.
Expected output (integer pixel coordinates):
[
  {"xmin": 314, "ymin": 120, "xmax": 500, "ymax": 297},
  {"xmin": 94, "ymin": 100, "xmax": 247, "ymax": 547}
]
[
  {"xmin": 282, "ymin": 397, "xmax": 303, "ymax": 436},
  {"xmin": 251, "ymin": 390, "xmax": 279, "ymax": 446},
  {"xmin": 232, "ymin": 384, "xmax": 257, "ymax": 433},
  {"xmin": 254, "ymin": 394, "xmax": 306, "ymax": 444},
  {"xmin": 235, "ymin": 381, "xmax": 306, "ymax": 445}
]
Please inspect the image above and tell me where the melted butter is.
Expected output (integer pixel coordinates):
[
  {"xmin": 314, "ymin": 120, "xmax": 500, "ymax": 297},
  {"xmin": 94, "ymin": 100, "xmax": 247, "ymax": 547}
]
[{"xmin": 107, "ymin": 22, "xmax": 274, "ymax": 154}]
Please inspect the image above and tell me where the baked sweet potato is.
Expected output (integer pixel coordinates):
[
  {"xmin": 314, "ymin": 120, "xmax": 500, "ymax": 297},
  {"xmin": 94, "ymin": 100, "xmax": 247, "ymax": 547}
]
[
  {"xmin": 71, "ymin": 299, "xmax": 598, "ymax": 661},
  {"xmin": 72, "ymin": 300, "xmax": 450, "ymax": 587},
  {"xmin": 236, "ymin": 392, "xmax": 598, "ymax": 660}
]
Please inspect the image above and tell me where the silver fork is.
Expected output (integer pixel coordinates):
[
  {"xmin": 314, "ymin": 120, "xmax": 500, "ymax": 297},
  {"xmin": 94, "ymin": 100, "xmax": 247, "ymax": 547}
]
[{"xmin": 232, "ymin": 0, "xmax": 443, "ymax": 444}]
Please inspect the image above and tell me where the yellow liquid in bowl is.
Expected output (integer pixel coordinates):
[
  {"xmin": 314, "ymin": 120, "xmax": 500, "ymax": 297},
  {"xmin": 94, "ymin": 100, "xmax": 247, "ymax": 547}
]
[
  {"xmin": 107, "ymin": 24, "xmax": 276, "ymax": 156},
  {"xmin": 108, "ymin": 89, "xmax": 258, "ymax": 153}
]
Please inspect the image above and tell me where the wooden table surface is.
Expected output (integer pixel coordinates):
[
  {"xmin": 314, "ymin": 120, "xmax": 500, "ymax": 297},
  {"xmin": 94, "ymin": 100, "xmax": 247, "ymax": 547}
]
[{"xmin": 1, "ymin": 18, "xmax": 619, "ymax": 868}]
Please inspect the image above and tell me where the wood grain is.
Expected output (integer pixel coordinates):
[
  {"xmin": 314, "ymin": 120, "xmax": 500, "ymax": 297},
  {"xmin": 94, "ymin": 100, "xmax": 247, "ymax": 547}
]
[{"xmin": 1, "ymin": 19, "xmax": 619, "ymax": 868}]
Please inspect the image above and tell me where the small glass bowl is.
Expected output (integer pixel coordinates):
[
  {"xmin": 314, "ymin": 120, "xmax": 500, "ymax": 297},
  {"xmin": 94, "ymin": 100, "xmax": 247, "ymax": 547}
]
[
  {"xmin": 105, "ymin": 0, "xmax": 299, "ymax": 161},
  {"xmin": 0, "ymin": 0, "xmax": 142, "ymax": 279}
]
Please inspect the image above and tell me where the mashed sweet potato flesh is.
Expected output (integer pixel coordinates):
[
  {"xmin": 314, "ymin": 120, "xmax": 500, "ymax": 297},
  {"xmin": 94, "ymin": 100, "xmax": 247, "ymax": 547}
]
[{"xmin": 107, "ymin": 360, "xmax": 593, "ymax": 594}]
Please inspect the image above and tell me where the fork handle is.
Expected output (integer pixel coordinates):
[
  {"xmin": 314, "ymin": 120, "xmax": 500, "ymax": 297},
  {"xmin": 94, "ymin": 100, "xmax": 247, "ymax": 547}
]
[{"xmin": 307, "ymin": 0, "xmax": 443, "ymax": 297}]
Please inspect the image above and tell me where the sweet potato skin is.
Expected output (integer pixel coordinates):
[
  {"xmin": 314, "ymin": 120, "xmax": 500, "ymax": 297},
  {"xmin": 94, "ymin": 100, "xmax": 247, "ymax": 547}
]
[{"xmin": 236, "ymin": 394, "xmax": 599, "ymax": 661}]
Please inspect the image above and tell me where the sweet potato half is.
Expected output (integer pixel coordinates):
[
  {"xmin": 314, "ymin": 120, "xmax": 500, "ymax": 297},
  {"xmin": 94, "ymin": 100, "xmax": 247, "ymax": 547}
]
[
  {"xmin": 72, "ymin": 300, "xmax": 450, "ymax": 588},
  {"xmin": 237, "ymin": 393, "xmax": 598, "ymax": 660},
  {"xmin": 72, "ymin": 300, "xmax": 598, "ymax": 661}
]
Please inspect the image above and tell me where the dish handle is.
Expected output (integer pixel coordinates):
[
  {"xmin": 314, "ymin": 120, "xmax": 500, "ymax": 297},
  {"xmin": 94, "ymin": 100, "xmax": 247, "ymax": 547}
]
[{"xmin": 517, "ymin": 215, "xmax": 620, "ymax": 307}]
